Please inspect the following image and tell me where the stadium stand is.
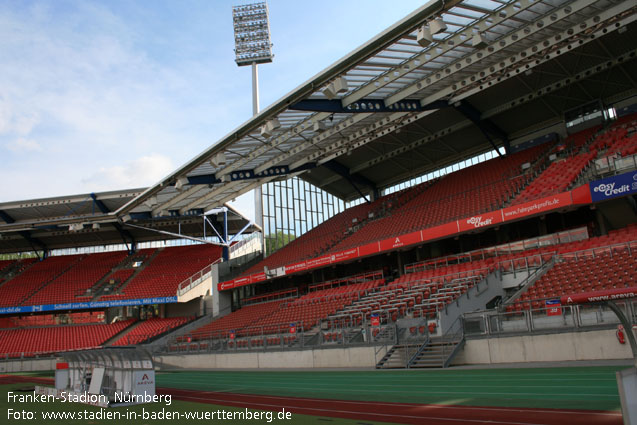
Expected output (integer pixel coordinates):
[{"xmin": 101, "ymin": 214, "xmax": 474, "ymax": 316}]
[
  {"xmin": 1, "ymin": 311, "xmax": 105, "ymax": 327},
  {"xmin": 190, "ymin": 272, "xmax": 385, "ymax": 342},
  {"xmin": 241, "ymin": 195, "xmax": 409, "ymax": 275},
  {"xmin": 0, "ymin": 319, "xmax": 135, "ymax": 358},
  {"xmin": 330, "ymin": 144, "xmax": 551, "ymax": 252},
  {"xmin": 0, "ymin": 255, "xmax": 83, "ymax": 308},
  {"xmin": 511, "ymin": 151, "xmax": 597, "ymax": 205},
  {"xmin": 112, "ymin": 316, "xmax": 192, "ymax": 346},
  {"xmin": 191, "ymin": 300, "xmax": 284, "ymax": 340},
  {"xmin": 242, "ymin": 143, "xmax": 550, "ymax": 276},
  {"xmin": 509, "ymin": 250, "xmax": 636, "ymax": 313},
  {"xmin": 0, "ymin": 245, "xmax": 223, "ymax": 309},
  {"xmin": 107, "ymin": 245, "xmax": 223, "ymax": 299},
  {"xmin": 506, "ymin": 225, "xmax": 637, "ymax": 312},
  {"xmin": 24, "ymin": 251, "xmax": 128, "ymax": 305}
]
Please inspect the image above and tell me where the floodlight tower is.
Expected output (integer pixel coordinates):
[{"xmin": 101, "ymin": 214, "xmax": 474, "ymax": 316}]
[{"xmin": 232, "ymin": 1, "xmax": 273, "ymax": 252}]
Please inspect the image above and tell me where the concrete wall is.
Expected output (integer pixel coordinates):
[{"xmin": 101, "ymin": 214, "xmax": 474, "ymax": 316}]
[
  {"xmin": 177, "ymin": 276, "xmax": 212, "ymax": 303},
  {"xmin": 0, "ymin": 357, "xmax": 57, "ymax": 373},
  {"xmin": 211, "ymin": 264, "xmax": 231, "ymax": 318},
  {"xmin": 165, "ymin": 297, "xmax": 204, "ymax": 318},
  {"xmin": 154, "ymin": 346, "xmax": 388, "ymax": 370},
  {"xmin": 454, "ymin": 329, "xmax": 634, "ymax": 365}
]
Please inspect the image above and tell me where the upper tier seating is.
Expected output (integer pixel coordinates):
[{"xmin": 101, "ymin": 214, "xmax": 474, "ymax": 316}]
[
  {"xmin": 331, "ymin": 144, "xmax": 548, "ymax": 252},
  {"xmin": 0, "ymin": 245, "xmax": 223, "ymax": 308},
  {"xmin": 243, "ymin": 144, "xmax": 550, "ymax": 278},
  {"xmin": 116, "ymin": 245, "xmax": 222, "ymax": 299},
  {"xmin": 242, "ymin": 195, "xmax": 405, "ymax": 276},
  {"xmin": 0, "ymin": 320, "xmax": 135, "ymax": 358},
  {"xmin": 112, "ymin": 316, "xmax": 192, "ymax": 345},
  {"xmin": 25, "ymin": 251, "xmax": 128, "ymax": 305},
  {"xmin": 0, "ymin": 255, "xmax": 82, "ymax": 308},
  {"xmin": 511, "ymin": 151, "xmax": 596, "ymax": 205},
  {"xmin": 592, "ymin": 115, "xmax": 637, "ymax": 158}
]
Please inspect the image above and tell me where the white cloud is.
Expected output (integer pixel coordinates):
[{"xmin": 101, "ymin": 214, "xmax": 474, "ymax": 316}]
[
  {"xmin": 81, "ymin": 153, "xmax": 174, "ymax": 192},
  {"xmin": 228, "ymin": 191, "xmax": 256, "ymax": 223},
  {"xmin": 5, "ymin": 138, "xmax": 42, "ymax": 153}
]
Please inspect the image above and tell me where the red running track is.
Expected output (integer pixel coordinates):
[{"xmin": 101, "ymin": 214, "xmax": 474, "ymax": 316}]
[{"xmin": 159, "ymin": 387, "xmax": 623, "ymax": 425}]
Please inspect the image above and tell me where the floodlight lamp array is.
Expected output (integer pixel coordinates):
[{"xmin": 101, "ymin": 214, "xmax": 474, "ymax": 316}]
[{"xmin": 232, "ymin": 2, "xmax": 273, "ymax": 66}]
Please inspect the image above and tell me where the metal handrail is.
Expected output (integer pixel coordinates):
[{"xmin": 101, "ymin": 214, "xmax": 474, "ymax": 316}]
[{"xmin": 177, "ymin": 258, "xmax": 223, "ymax": 296}]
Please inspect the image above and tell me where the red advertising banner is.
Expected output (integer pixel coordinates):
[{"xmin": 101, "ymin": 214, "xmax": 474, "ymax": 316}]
[
  {"xmin": 502, "ymin": 192, "xmax": 572, "ymax": 222},
  {"xmin": 571, "ymin": 183, "xmax": 592, "ymax": 205},
  {"xmin": 251, "ymin": 272, "xmax": 267, "ymax": 283},
  {"xmin": 306, "ymin": 255, "xmax": 332, "ymax": 269},
  {"xmin": 457, "ymin": 210, "xmax": 504, "ymax": 233},
  {"xmin": 422, "ymin": 222, "xmax": 459, "ymax": 242},
  {"xmin": 560, "ymin": 288, "xmax": 637, "ymax": 305},
  {"xmin": 358, "ymin": 242, "xmax": 380, "ymax": 257},
  {"xmin": 379, "ymin": 231, "xmax": 422, "ymax": 251},
  {"xmin": 285, "ymin": 261, "xmax": 308, "ymax": 274},
  {"xmin": 331, "ymin": 248, "xmax": 359, "ymax": 263}
]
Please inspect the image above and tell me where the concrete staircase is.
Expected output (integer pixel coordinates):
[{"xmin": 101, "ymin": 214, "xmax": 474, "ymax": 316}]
[
  {"xmin": 376, "ymin": 344, "xmax": 421, "ymax": 369},
  {"xmin": 408, "ymin": 337, "xmax": 465, "ymax": 368}
]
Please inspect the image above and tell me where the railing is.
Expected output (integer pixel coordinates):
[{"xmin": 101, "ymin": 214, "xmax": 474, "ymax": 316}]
[
  {"xmin": 441, "ymin": 316, "xmax": 465, "ymax": 368},
  {"xmin": 560, "ymin": 240, "xmax": 636, "ymax": 260},
  {"xmin": 464, "ymin": 300, "xmax": 637, "ymax": 337},
  {"xmin": 593, "ymin": 152, "xmax": 637, "ymax": 175},
  {"xmin": 242, "ymin": 288, "xmax": 299, "ymax": 306},
  {"xmin": 161, "ymin": 319, "xmax": 399, "ymax": 355},
  {"xmin": 404, "ymin": 227, "xmax": 588, "ymax": 273},
  {"xmin": 308, "ymin": 270, "xmax": 383, "ymax": 292},
  {"xmin": 502, "ymin": 257, "xmax": 555, "ymax": 308},
  {"xmin": 177, "ymin": 258, "xmax": 222, "ymax": 297},
  {"xmin": 229, "ymin": 232, "xmax": 263, "ymax": 260}
]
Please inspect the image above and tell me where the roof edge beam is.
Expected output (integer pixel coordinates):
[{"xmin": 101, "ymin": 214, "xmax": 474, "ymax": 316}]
[{"xmin": 289, "ymin": 99, "xmax": 447, "ymax": 114}]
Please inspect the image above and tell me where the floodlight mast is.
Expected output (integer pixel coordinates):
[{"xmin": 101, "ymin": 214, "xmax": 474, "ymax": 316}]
[
  {"xmin": 232, "ymin": 1, "xmax": 273, "ymax": 256},
  {"xmin": 232, "ymin": 1, "xmax": 273, "ymax": 114}
]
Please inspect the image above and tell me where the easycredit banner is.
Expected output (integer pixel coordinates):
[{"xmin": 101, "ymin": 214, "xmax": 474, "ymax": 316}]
[
  {"xmin": 219, "ymin": 189, "xmax": 583, "ymax": 291},
  {"xmin": 457, "ymin": 210, "xmax": 504, "ymax": 232},
  {"xmin": 590, "ymin": 170, "xmax": 637, "ymax": 202}
]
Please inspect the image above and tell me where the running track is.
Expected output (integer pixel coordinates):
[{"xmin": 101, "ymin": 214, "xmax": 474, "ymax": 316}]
[
  {"xmin": 158, "ymin": 386, "xmax": 623, "ymax": 425},
  {"xmin": 0, "ymin": 375, "xmax": 623, "ymax": 424}
]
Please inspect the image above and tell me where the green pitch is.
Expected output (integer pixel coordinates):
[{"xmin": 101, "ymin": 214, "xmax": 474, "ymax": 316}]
[{"xmin": 156, "ymin": 365, "xmax": 627, "ymax": 411}]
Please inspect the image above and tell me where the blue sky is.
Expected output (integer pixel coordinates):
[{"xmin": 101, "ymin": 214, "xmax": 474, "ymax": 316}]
[{"xmin": 0, "ymin": 0, "xmax": 425, "ymax": 217}]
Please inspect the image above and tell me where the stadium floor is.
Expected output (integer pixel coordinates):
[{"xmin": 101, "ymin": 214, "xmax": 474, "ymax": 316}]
[{"xmin": 1, "ymin": 364, "xmax": 629, "ymax": 424}]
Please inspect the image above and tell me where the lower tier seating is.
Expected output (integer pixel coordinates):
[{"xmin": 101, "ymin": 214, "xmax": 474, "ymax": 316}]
[
  {"xmin": 0, "ymin": 319, "xmax": 135, "ymax": 358},
  {"xmin": 112, "ymin": 316, "xmax": 192, "ymax": 345},
  {"xmin": 508, "ymin": 249, "xmax": 637, "ymax": 312}
]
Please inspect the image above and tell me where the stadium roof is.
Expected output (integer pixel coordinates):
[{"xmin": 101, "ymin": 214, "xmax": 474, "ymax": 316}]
[
  {"xmin": 0, "ymin": 189, "xmax": 256, "ymax": 254},
  {"xmin": 2, "ymin": 0, "xmax": 636, "ymax": 254}
]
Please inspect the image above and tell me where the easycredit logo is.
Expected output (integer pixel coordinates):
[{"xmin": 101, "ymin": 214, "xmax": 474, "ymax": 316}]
[{"xmin": 466, "ymin": 216, "xmax": 493, "ymax": 228}]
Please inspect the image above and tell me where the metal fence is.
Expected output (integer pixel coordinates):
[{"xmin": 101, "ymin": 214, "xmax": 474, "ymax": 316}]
[{"xmin": 464, "ymin": 300, "xmax": 636, "ymax": 337}]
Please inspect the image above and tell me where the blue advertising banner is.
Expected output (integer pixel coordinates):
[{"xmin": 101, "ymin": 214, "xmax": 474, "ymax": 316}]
[
  {"xmin": 0, "ymin": 296, "xmax": 178, "ymax": 315},
  {"xmin": 590, "ymin": 170, "xmax": 637, "ymax": 202}
]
